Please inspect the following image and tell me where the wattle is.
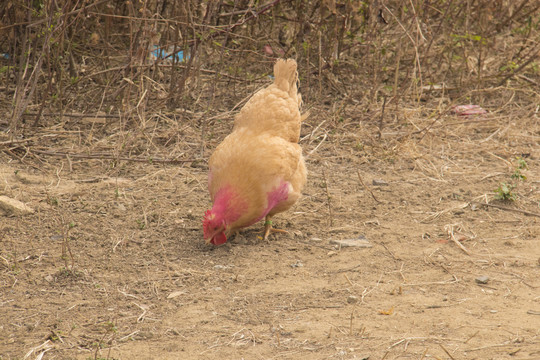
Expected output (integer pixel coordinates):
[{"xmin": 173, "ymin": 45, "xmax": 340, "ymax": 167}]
[{"xmin": 211, "ymin": 232, "xmax": 227, "ymax": 245}]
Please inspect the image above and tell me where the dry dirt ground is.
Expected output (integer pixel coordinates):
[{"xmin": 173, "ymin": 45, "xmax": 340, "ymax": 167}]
[{"xmin": 1, "ymin": 101, "xmax": 539, "ymax": 360}]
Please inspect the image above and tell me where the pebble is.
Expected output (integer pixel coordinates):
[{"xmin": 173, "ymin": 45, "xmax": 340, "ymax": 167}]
[
  {"xmin": 475, "ymin": 276, "xmax": 490, "ymax": 284},
  {"xmin": 347, "ymin": 295, "xmax": 358, "ymax": 304},
  {"xmin": 330, "ymin": 235, "xmax": 372, "ymax": 248},
  {"xmin": 290, "ymin": 260, "xmax": 303, "ymax": 268},
  {"xmin": 167, "ymin": 291, "xmax": 186, "ymax": 299},
  {"xmin": 372, "ymin": 179, "xmax": 389, "ymax": 186}
]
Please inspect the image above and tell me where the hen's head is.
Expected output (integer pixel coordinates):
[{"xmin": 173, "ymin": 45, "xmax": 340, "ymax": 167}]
[{"xmin": 203, "ymin": 210, "xmax": 227, "ymax": 245}]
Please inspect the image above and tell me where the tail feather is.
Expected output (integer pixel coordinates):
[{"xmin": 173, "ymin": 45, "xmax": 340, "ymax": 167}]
[{"xmin": 273, "ymin": 59, "xmax": 298, "ymax": 94}]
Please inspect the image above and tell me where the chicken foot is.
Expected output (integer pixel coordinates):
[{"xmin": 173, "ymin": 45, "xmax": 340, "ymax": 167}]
[{"xmin": 262, "ymin": 217, "xmax": 288, "ymax": 241}]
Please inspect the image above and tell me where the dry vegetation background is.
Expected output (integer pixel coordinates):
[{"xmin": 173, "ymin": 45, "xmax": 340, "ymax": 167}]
[{"xmin": 1, "ymin": 0, "xmax": 539, "ymax": 359}]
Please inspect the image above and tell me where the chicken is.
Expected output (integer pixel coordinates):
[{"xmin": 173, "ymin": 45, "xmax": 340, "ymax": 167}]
[{"xmin": 203, "ymin": 59, "xmax": 307, "ymax": 245}]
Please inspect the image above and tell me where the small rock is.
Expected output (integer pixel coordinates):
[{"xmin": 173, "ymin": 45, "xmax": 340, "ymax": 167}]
[
  {"xmin": 290, "ymin": 260, "xmax": 303, "ymax": 268},
  {"xmin": 475, "ymin": 276, "xmax": 490, "ymax": 284},
  {"xmin": 490, "ymin": 310, "xmax": 498, "ymax": 313},
  {"xmin": 330, "ymin": 235, "xmax": 372, "ymax": 248},
  {"xmin": 44, "ymin": 275, "xmax": 54, "ymax": 283},
  {"xmin": 347, "ymin": 295, "xmax": 358, "ymax": 304},
  {"xmin": 214, "ymin": 265, "xmax": 228, "ymax": 270},
  {"xmin": 372, "ymin": 179, "xmax": 389, "ymax": 186},
  {"xmin": 0, "ymin": 196, "xmax": 34, "ymax": 216},
  {"xmin": 310, "ymin": 237, "xmax": 323, "ymax": 242},
  {"xmin": 471, "ymin": 204, "xmax": 479, "ymax": 211},
  {"xmin": 327, "ymin": 251, "xmax": 337, "ymax": 257},
  {"xmin": 167, "ymin": 291, "xmax": 186, "ymax": 299},
  {"xmin": 136, "ymin": 331, "xmax": 154, "ymax": 340}
]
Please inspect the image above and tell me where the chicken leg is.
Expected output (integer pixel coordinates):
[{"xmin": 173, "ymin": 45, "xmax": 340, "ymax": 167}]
[{"xmin": 262, "ymin": 216, "xmax": 288, "ymax": 240}]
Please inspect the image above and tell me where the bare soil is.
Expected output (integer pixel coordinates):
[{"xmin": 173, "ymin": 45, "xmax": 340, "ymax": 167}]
[{"xmin": 1, "ymin": 101, "xmax": 539, "ymax": 360}]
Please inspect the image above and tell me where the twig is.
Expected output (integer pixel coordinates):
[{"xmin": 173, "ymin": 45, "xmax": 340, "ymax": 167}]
[
  {"xmin": 323, "ymin": 169, "xmax": 333, "ymax": 227},
  {"xmin": 377, "ymin": 96, "xmax": 387, "ymax": 139},
  {"xmin": 445, "ymin": 224, "xmax": 470, "ymax": 255},
  {"xmin": 31, "ymin": 149, "xmax": 197, "ymax": 164},
  {"xmin": 118, "ymin": 330, "xmax": 140, "ymax": 342},
  {"xmin": 380, "ymin": 242, "xmax": 400, "ymax": 261},
  {"xmin": 439, "ymin": 344, "xmax": 456, "ymax": 360},
  {"xmin": 389, "ymin": 338, "xmax": 406, "ymax": 349},
  {"xmin": 23, "ymin": 112, "xmax": 122, "ymax": 118},
  {"xmin": 471, "ymin": 201, "xmax": 540, "ymax": 218},
  {"xmin": 0, "ymin": 139, "xmax": 32, "ymax": 146},
  {"xmin": 419, "ymin": 347, "xmax": 428, "ymax": 360},
  {"xmin": 343, "ymin": 274, "xmax": 354, "ymax": 286},
  {"xmin": 306, "ymin": 133, "xmax": 327, "ymax": 158},
  {"xmin": 402, "ymin": 275, "xmax": 458, "ymax": 286},
  {"xmin": 333, "ymin": 264, "xmax": 362, "ymax": 273},
  {"xmin": 86, "ymin": 63, "xmax": 256, "ymax": 82},
  {"xmin": 357, "ymin": 170, "xmax": 380, "ymax": 203},
  {"xmin": 465, "ymin": 342, "xmax": 513, "ymax": 352},
  {"xmin": 464, "ymin": 330, "xmax": 479, "ymax": 344}
]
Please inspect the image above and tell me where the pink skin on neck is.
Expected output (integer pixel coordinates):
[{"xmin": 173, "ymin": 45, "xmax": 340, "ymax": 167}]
[
  {"xmin": 205, "ymin": 181, "xmax": 290, "ymax": 245},
  {"xmin": 204, "ymin": 186, "xmax": 246, "ymax": 245},
  {"xmin": 250, "ymin": 181, "xmax": 290, "ymax": 225}
]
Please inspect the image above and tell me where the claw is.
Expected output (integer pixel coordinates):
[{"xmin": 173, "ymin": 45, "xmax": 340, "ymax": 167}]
[{"xmin": 262, "ymin": 218, "xmax": 288, "ymax": 241}]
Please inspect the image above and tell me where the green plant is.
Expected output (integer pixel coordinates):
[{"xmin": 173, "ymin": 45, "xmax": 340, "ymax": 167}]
[
  {"xmin": 136, "ymin": 219, "xmax": 146, "ymax": 230},
  {"xmin": 511, "ymin": 170, "xmax": 526, "ymax": 180},
  {"xmin": 494, "ymin": 182, "xmax": 516, "ymax": 201},
  {"xmin": 511, "ymin": 157, "xmax": 528, "ymax": 180},
  {"xmin": 516, "ymin": 157, "xmax": 528, "ymax": 170},
  {"xmin": 47, "ymin": 195, "xmax": 59, "ymax": 206}
]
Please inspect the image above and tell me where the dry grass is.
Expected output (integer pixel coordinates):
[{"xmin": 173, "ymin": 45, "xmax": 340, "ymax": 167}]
[
  {"xmin": 0, "ymin": 1, "xmax": 539, "ymax": 359},
  {"xmin": 1, "ymin": 1, "xmax": 539, "ymax": 139}
]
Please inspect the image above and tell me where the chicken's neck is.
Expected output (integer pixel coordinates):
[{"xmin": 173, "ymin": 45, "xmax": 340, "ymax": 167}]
[{"xmin": 211, "ymin": 186, "xmax": 247, "ymax": 226}]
